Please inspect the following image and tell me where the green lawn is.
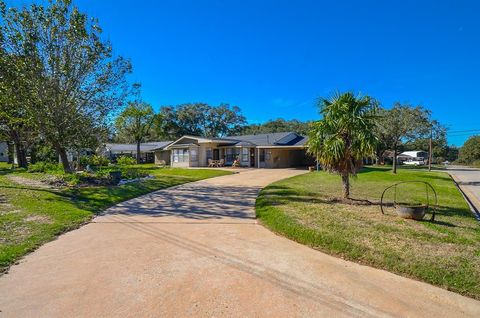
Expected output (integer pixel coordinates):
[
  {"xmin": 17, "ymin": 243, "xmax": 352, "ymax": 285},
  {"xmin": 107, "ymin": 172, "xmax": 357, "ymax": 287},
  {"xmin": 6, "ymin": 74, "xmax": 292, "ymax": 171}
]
[
  {"xmin": 0, "ymin": 164, "xmax": 231, "ymax": 272},
  {"xmin": 256, "ymin": 166, "xmax": 480, "ymax": 299}
]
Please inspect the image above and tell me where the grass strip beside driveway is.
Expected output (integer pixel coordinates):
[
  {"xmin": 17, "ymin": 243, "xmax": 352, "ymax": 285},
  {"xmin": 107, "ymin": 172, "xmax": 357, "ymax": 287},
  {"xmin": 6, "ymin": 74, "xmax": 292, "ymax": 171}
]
[
  {"xmin": 256, "ymin": 166, "xmax": 480, "ymax": 299},
  {"xmin": 0, "ymin": 165, "xmax": 231, "ymax": 273}
]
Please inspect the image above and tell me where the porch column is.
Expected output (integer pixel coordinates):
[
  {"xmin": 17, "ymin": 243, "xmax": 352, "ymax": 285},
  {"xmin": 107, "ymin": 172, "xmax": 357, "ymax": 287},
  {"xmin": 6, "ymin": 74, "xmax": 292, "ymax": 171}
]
[{"xmin": 257, "ymin": 148, "xmax": 260, "ymax": 168}]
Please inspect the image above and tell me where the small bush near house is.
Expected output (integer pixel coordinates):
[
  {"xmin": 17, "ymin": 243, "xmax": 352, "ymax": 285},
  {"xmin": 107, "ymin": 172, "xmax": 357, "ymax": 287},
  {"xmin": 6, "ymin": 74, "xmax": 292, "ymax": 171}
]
[
  {"xmin": 117, "ymin": 156, "xmax": 136, "ymax": 165},
  {"xmin": 79, "ymin": 156, "xmax": 92, "ymax": 168},
  {"xmin": 91, "ymin": 155, "xmax": 110, "ymax": 167}
]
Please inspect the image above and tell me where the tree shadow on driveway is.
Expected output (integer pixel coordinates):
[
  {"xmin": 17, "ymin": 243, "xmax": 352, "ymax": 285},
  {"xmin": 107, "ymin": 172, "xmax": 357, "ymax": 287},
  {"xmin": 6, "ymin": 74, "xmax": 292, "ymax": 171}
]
[{"xmin": 100, "ymin": 183, "xmax": 263, "ymax": 221}]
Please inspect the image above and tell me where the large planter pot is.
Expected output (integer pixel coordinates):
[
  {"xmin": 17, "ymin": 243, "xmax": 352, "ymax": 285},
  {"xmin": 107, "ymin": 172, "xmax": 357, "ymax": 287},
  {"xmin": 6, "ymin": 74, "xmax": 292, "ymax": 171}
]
[{"xmin": 395, "ymin": 204, "xmax": 426, "ymax": 220}]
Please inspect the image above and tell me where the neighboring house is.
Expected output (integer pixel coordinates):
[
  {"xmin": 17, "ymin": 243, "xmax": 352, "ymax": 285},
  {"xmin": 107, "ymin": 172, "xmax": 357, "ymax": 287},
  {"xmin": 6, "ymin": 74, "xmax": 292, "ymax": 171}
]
[
  {"xmin": 164, "ymin": 132, "xmax": 313, "ymax": 168},
  {"xmin": 0, "ymin": 142, "xmax": 9, "ymax": 162},
  {"xmin": 99, "ymin": 141, "xmax": 172, "ymax": 164},
  {"xmin": 397, "ymin": 151, "xmax": 428, "ymax": 164}
]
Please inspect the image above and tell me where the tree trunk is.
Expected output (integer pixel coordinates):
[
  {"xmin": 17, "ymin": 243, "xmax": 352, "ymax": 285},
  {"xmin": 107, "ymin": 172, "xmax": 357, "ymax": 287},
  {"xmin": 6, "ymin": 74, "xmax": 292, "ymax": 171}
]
[
  {"xmin": 341, "ymin": 173, "xmax": 350, "ymax": 199},
  {"xmin": 392, "ymin": 145, "xmax": 397, "ymax": 174},
  {"xmin": 55, "ymin": 144, "xmax": 72, "ymax": 173},
  {"xmin": 136, "ymin": 141, "xmax": 141, "ymax": 164},
  {"xmin": 30, "ymin": 146, "xmax": 37, "ymax": 164},
  {"xmin": 12, "ymin": 134, "xmax": 28, "ymax": 168},
  {"xmin": 7, "ymin": 143, "xmax": 14, "ymax": 165}
]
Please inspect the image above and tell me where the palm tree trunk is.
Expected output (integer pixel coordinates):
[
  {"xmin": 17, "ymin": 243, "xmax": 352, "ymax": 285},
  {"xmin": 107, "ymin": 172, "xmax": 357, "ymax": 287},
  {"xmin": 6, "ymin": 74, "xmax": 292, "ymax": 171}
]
[{"xmin": 341, "ymin": 173, "xmax": 350, "ymax": 199}]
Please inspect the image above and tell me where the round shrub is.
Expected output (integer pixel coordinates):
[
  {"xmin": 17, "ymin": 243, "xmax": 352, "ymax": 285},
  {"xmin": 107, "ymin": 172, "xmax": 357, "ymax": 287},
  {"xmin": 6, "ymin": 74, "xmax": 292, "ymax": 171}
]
[
  {"xmin": 91, "ymin": 155, "xmax": 110, "ymax": 166},
  {"xmin": 116, "ymin": 156, "xmax": 136, "ymax": 165}
]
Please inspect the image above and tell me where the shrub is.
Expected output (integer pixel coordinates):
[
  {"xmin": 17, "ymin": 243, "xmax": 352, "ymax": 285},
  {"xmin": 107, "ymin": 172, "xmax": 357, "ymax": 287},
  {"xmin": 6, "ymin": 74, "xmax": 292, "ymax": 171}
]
[
  {"xmin": 79, "ymin": 156, "xmax": 92, "ymax": 167},
  {"xmin": 117, "ymin": 156, "xmax": 136, "ymax": 165},
  {"xmin": 91, "ymin": 155, "xmax": 110, "ymax": 167},
  {"xmin": 122, "ymin": 168, "xmax": 149, "ymax": 179}
]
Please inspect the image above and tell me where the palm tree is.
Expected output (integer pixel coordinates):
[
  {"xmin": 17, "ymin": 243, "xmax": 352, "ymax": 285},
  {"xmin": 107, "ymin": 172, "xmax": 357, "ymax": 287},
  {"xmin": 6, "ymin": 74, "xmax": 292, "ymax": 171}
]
[{"xmin": 307, "ymin": 92, "xmax": 378, "ymax": 199}]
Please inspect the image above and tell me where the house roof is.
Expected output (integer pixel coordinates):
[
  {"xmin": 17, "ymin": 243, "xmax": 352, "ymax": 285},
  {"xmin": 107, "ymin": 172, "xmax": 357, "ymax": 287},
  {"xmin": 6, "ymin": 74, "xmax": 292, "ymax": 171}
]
[
  {"xmin": 165, "ymin": 132, "xmax": 308, "ymax": 149},
  {"xmin": 105, "ymin": 141, "xmax": 172, "ymax": 153},
  {"xmin": 223, "ymin": 132, "xmax": 308, "ymax": 147}
]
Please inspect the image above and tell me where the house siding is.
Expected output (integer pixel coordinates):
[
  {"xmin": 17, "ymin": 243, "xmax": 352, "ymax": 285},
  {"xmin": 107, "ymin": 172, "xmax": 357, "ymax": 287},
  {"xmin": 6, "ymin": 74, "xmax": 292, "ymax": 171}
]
[
  {"xmin": 154, "ymin": 150, "xmax": 171, "ymax": 165},
  {"xmin": 0, "ymin": 142, "xmax": 8, "ymax": 162}
]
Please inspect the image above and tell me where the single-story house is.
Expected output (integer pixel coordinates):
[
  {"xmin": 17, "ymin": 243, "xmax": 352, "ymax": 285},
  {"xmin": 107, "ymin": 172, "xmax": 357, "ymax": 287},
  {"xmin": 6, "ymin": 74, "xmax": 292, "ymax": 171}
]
[
  {"xmin": 99, "ymin": 141, "xmax": 172, "ymax": 164},
  {"xmin": 163, "ymin": 132, "xmax": 313, "ymax": 168}
]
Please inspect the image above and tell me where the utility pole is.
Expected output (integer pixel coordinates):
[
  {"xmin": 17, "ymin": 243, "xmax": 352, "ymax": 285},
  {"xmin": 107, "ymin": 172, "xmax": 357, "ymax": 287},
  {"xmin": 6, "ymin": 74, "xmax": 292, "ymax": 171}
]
[{"xmin": 428, "ymin": 127, "xmax": 433, "ymax": 171}]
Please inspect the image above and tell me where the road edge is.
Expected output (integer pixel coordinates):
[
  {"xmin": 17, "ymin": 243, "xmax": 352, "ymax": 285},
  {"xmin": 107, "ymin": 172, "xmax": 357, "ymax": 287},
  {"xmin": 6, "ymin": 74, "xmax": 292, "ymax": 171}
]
[{"xmin": 447, "ymin": 172, "xmax": 480, "ymax": 221}]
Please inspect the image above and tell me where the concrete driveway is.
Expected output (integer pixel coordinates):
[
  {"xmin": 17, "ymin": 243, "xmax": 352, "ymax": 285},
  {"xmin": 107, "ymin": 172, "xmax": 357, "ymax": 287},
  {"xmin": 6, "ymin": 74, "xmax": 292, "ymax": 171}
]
[{"xmin": 0, "ymin": 169, "xmax": 479, "ymax": 317}]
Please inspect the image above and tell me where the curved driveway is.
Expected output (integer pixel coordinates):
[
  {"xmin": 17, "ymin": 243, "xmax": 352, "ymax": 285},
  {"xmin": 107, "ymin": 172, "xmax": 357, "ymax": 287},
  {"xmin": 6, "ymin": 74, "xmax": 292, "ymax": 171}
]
[{"xmin": 0, "ymin": 169, "xmax": 479, "ymax": 317}]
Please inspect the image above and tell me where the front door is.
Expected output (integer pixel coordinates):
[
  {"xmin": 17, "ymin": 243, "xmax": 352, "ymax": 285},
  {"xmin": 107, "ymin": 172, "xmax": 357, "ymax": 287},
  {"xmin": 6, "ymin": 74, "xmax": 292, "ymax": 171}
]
[
  {"xmin": 213, "ymin": 149, "xmax": 220, "ymax": 160},
  {"xmin": 250, "ymin": 148, "xmax": 255, "ymax": 167}
]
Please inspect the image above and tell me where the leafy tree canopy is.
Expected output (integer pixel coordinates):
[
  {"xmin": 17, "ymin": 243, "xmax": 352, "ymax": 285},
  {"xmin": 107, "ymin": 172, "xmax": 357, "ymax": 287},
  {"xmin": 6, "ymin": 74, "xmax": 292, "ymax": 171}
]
[
  {"xmin": 403, "ymin": 120, "xmax": 448, "ymax": 162},
  {"xmin": 375, "ymin": 103, "xmax": 431, "ymax": 172},
  {"xmin": 1, "ymin": 0, "xmax": 132, "ymax": 172},
  {"xmin": 115, "ymin": 102, "xmax": 157, "ymax": 144},
  {"xmin": 241, "ymin": 118, "xmax": 311, "ymax": 135},
  {"xmin": 115, "ymin": 101, "xmax": 157, "ymax": 163},
  {"xmin": 457, "ymin": 136, "xmax": 480, "ymax": 165},
  {"xmin": 157, "ymin": 103, "xmax": 246, "ymax": 139}
]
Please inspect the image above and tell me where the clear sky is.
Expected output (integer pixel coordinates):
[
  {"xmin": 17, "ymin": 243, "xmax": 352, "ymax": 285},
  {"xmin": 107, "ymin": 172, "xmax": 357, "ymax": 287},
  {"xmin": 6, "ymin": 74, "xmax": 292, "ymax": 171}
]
[{"xmin": 6, "ymin": 0, "xmax": 480, "ymax": 145}]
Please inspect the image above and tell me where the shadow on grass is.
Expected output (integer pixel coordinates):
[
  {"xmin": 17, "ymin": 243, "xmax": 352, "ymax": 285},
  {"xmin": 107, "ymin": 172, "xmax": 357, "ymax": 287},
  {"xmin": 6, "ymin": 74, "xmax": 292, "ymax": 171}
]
[
  {"xmin": 0, "ymin": 184, "xmax": 64, "ymax": 194},
  {"xmin": 261, "ymin": 184, "xmax": 476, "ymax": 228},
  {"xmin": 0, "ymin": 176, "xmax": 199, "ymax": 215}
]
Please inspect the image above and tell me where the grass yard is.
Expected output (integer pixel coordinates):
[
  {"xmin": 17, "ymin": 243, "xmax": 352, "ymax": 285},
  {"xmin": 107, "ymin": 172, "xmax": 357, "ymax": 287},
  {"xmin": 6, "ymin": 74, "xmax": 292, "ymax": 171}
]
[
  {"xmin": 256, "ymin": 166, "xmax": 480, "ymax": 299},
  {"xmin": 0, "ymin": 164, "xmax": 231, "ymax": 272}
]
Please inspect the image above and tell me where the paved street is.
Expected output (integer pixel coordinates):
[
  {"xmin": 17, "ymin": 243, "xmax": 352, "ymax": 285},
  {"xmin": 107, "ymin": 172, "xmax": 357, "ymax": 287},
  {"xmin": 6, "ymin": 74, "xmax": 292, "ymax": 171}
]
[{"xmin": 447, "ymin": 166, "xmax": 480, "ymax": 214}]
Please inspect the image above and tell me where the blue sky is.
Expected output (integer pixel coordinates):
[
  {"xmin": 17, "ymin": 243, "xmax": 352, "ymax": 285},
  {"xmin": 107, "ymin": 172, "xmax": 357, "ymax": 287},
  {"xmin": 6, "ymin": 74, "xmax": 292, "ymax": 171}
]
[{"xmin": 7, "ymin": 0, "xmax": 480, "ymax": 145}]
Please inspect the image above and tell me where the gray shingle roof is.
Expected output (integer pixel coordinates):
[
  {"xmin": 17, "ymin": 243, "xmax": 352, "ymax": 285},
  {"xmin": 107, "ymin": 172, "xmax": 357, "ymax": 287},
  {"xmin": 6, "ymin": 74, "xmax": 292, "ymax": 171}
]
[
  {"xmin": 106, "ymin": 141, "xmax": 172, "ymax": 153},
  {"xmin": 223, "ymin": 132, "xmax": 307, "ymax": 147}
]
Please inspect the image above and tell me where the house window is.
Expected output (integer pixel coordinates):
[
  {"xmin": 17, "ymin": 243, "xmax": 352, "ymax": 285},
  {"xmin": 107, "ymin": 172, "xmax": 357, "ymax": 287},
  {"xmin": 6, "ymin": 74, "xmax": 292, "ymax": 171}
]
[
  {"xmin": 206, "ymin": 148, "xmax": 212, "ymax": 160},
  {"xmin": 190, "ymin": 148, "xmax": 198, "ymax": 161},
  {"xmin": 173, "ymin": 150, "xmax": 179, "ymax": 163},
  {"xmin": 259, "ymin": 149, "xmax": 265, "ymax": 162},
  {"xmin": 173, "ymin": 149, "xmax": 189, "ymax": 163},
  {"xmin": 225, "ymin": 148, "xmax": 240, "ymax": 163},
  {"xmin": 242, "ymin": 148, "xmax": 249, "ymax": 162}
]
